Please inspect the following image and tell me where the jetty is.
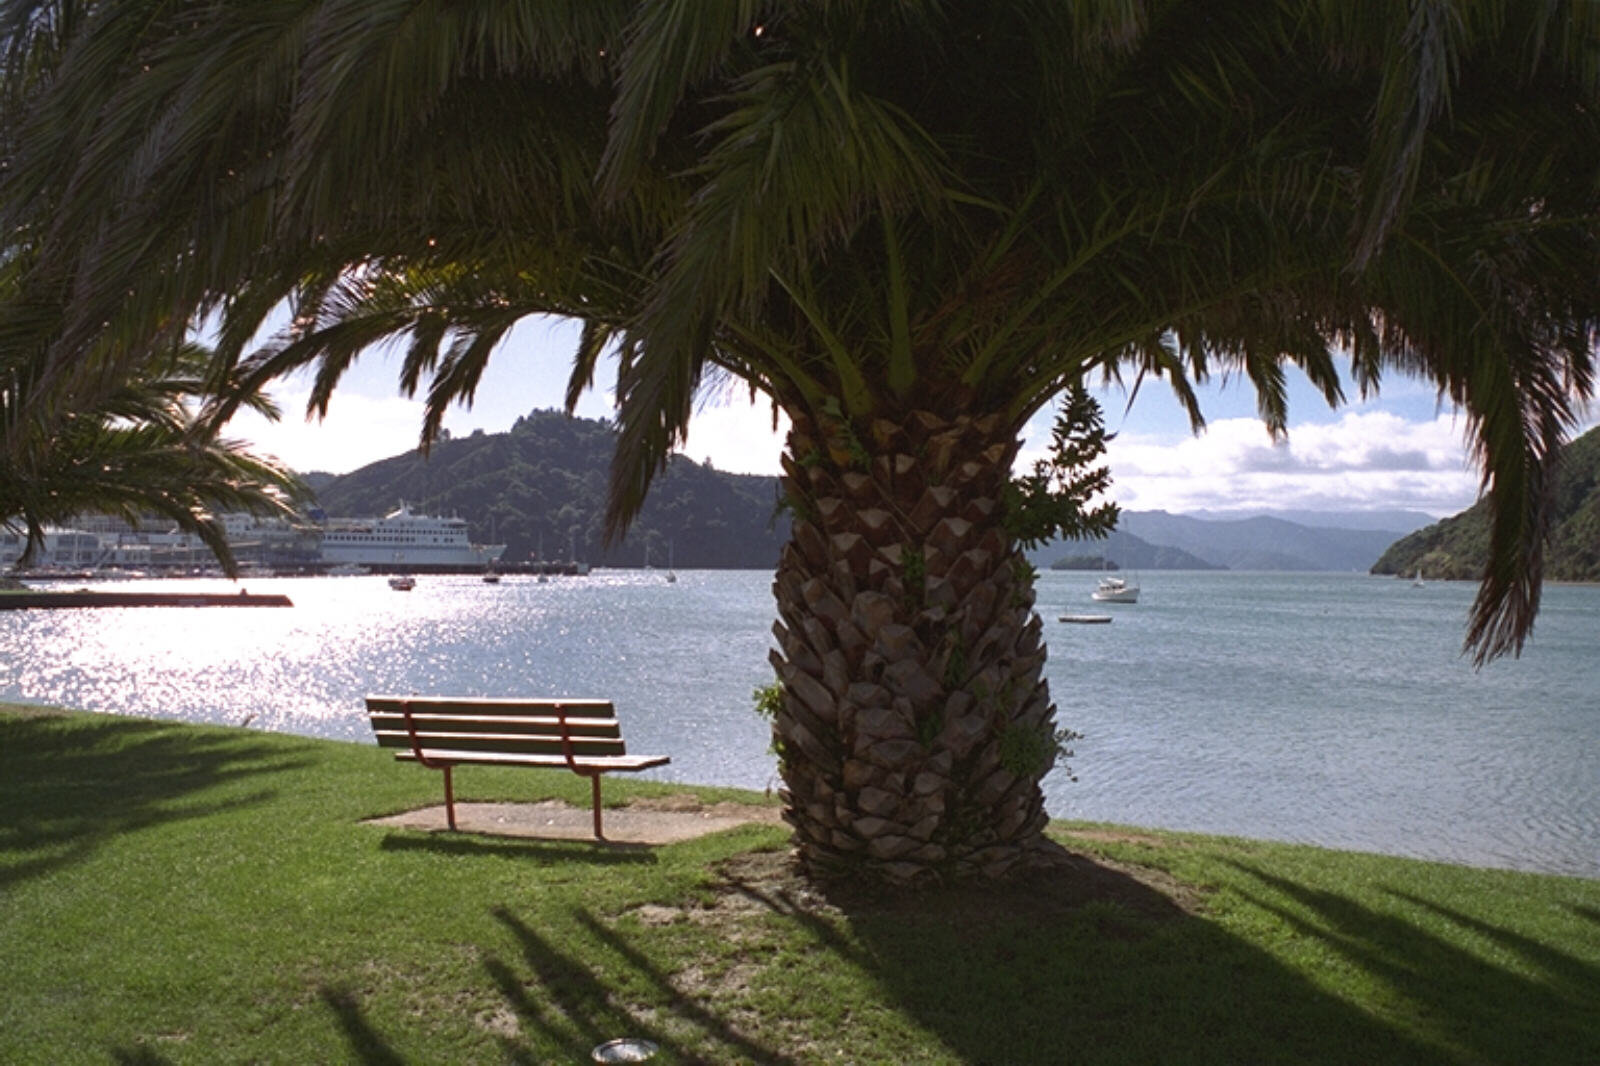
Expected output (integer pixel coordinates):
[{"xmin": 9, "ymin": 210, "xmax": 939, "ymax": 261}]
[{"xmin": 0, "ymin": 590, "xmax": 292, "ymax": 610}]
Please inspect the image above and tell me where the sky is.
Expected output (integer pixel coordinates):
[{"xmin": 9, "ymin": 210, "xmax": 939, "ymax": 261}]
[{"xmin": 224, "ymin": 314, "xmax": 1596, "ymax": 521}]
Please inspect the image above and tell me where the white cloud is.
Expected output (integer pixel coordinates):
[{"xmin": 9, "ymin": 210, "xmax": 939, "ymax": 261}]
[
  {"xmin": 228, "ymin": 379, "xmax": 793, "ymax": 478},
  {"xmin": 681, "ymin": 397, "xmax": 789, "ymax": 476},
  {"xmin": 224, "ymin": 389, "xmax": 432, "ymax": 474},
  {"xmin": 1045, "ymin": 410, "xmax": 1484, "ymax": 518}
]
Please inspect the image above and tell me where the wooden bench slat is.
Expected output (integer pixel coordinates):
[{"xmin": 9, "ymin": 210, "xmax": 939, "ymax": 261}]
[
  {"xmin": 366, "ymin": 696, "xmax": 617, "ymax": 718},
  {"xmin": 394, "ymin": 749, "xmax": 671, "ymax": 772},
  {"xmin": 368, "ymin": 710, "xmax": 623, "ymax": 727},
  {"xmin": 369, "ymin": 718, "xmax": 625, "ymax": 741},
  {"xmin": 372, "ymin": 732, "xmax": 628, "ymax": 757},
  {"xmin": 368, "ymin": 713, "xmax": 625, "ymax": 739},
  {"xmin": 370, "ymin": 727, "xmax": 626, "ymax": 745}
]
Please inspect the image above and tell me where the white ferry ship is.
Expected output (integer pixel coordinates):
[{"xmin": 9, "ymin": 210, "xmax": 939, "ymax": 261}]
[{"xmin": 318, "ymin": 502, "xmax": 505, "ymax": 568}]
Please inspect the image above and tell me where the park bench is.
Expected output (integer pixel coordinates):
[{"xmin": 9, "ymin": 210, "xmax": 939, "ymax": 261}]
[{"xmin": 365, "ymin": 695, "xmax": 670, "ymax": 839}]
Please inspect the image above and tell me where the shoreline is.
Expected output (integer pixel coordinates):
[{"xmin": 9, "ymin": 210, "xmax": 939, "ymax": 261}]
[{"xmin": 6, "ymin": 701, "xmax": 1594, "ymax": 884}]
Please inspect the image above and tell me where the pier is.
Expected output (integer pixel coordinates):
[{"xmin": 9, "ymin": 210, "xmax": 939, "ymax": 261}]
[{"xmin": 0, "ymin": 590, "xmax": 293, "ymax": 610}]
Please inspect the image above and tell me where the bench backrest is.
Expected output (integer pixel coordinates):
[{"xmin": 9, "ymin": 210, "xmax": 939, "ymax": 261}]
[{"xmin": 365, "ymin": 696, "xmax": 629, "ymax": 759}]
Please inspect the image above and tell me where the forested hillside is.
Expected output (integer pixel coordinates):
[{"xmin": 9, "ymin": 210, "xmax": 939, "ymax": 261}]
[
  {"xmin": 1373, "ymin": 424, "xmax": 1600, "ymax": 581},
  {"xmin": 310, "ymin": 410, "xmax": 788, "ymax": 569}
]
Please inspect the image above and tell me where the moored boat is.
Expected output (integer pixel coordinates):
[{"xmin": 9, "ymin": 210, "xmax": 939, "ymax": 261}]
[{"xmin": 1091, "ymin": 575, "xmax": 1140, "ymax": 603}]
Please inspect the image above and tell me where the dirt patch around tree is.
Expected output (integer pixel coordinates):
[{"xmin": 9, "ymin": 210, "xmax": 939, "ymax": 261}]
[
  {"xmin": 365, "ymin": 793, "xmax": 784, "ymax": 845},
  {"xmin": 368, "ymin": 798, "xmax": 1205, "ymax": 920},
  {"xmin": 710, "ymin": 845, "xmax": 1207, "ymax": 922},
  {"xmin": 625, "ymin": 841, "xmax": 1207, "ymax": 945}
]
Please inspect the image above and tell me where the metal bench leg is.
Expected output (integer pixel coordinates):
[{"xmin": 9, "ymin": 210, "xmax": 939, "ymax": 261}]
[
  {"xmin": 442, "ymin": 765, "xmax": 456, "ymax": 831},
  {"xmin": 591, "ymin": 774, "xmax": 604, "ymax": 840}
]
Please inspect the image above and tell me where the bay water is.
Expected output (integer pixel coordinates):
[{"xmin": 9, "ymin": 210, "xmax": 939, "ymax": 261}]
[{"xmin": 2, "ymin": 569, "xmax": 1594, "ymax": 878}]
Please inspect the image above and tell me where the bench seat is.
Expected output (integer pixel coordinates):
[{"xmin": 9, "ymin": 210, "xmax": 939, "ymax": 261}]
[
  {"xmin": 366, "ymin": 695, "xmax": 670, "ymax": 838},
  {"xmin": 398, "ymin": 749, "xmax": 670, "ymax": 773}
]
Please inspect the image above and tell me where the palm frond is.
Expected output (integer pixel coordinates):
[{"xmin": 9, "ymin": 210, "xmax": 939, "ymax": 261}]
[
  {"xmin": 599, "ymin": 0, "xmax": 763, "ymax": 199},
  {"xmin": 7, "ymin": 0, "xmax": 1600, "ymax": 662}
]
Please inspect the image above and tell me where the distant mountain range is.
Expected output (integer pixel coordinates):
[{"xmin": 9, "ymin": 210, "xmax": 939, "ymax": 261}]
[
  {"xmin": 302, "ymin": 409, "xmax": 1460, "ymax": 574},
  {"xmin": 1183, "ymin": 508, "xmax": 1437, "ymax": 534},
  {"xmin": 1030, "ymin": 509, "xmax": 1423, "ymax": 572},
  {"xmin": 1042, "ymin": 530, "xmax": 1219, "ymax": 571},
  {"xmin": 1372, "ymin": 424, "xmax": 1600, "ymax": 581}
]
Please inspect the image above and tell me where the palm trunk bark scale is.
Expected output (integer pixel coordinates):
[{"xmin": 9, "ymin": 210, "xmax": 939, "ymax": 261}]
[{"xmin": 768, "ymin": 407, "xmax": 1064, "ymax": 885}]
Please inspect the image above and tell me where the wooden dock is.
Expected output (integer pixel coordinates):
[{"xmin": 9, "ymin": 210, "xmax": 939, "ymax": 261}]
[{"xmin": 0, "ymin": 590, "xmax": 293, "ymax": 610}]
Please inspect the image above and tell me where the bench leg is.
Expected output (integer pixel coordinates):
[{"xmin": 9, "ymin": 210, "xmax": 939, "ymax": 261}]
[
  {"xmin": 590, "ymin": 774, "xmax": 604, "ymax": 840},
  {"xmin": 442, "ymin": 765, "xmax": 456, "ymax": 831}
]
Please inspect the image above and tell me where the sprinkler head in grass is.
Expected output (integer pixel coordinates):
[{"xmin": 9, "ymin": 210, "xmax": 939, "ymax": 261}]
[{"xmin": 592, "ymin": 1037, "xmax": 659, "ymax": 1062}]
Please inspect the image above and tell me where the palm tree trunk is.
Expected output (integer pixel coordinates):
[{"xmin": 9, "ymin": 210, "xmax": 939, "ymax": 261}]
[{"xmin": 769, "ymin": 407, "xmax": 1064, "ymax": 885}]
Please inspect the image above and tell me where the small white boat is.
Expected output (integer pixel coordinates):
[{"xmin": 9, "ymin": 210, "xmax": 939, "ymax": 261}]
[
  {"xmin": 1411, "ymin": 570, "xmax": 1424, "ymax": 588},
  {"xmin": 482, "ymin": 565, "xmax": 501, "ymax": 584},
  {"xmin": 1091, "ymin": 575, "xmax": 1139, "ymax": 603},
  {"xmin": 388, "ymin": 575, "xmax": 416, "ymax": 591},
  {"xmin": 1059, "ymin": 614, "xmax": 1113, "ymax": 624}
]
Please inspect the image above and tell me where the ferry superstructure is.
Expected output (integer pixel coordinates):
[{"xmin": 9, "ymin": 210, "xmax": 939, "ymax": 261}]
[{"xmin": 317, "ymin": 502, "xmax": 505, "ymax": 568}]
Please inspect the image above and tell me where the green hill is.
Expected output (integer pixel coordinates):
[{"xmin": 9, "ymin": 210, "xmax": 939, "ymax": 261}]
[
  {"xmin": 310, "ymin": 410, "xmax": 789, "ymax": 569},
  {"xmin": 1372, "ymin": 424, "xmax": 1600, "ymax": 581}
]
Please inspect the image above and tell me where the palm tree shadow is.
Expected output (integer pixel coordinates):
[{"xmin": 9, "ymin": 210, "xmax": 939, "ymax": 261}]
[
  {"xmin": 0, "ymin": 713, "xmax": 310, "ymax": 889},
  {"xmin": 1387, "ymin": 888, "xmax": 1599, "ymax": 1005},
  {"xmin": 377, "ymin": 832, "xmax": 658, "ymax": 867},
  {"xmin": 486, "ymin": 905, "xmax": 801, "ymax": 1065},
  {"xmin": 1224, "ymin": 861, "xmax": 1600, "ymax": 1064},
  {"xmin": 704, "ymin": 848, "xmax": 1452, "ymax": 1065},
  {"xmin": 320, "ymin": 986, "xmax": 408, "ymax": 1066},
  {"xmin": 475, "ymin": 844, "xmax": 1471, "ymax": 1065}
]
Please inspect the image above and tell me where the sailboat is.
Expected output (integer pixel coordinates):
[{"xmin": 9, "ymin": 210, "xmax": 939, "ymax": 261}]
[
  {"xmin": 666, "ymin": 540, "xmax": 677, "ymax": 583},
  {"xmin": 569, "ymin": 529, "xmax": 590, "ymax": 576},
  {"xmin": 483, "ymin": 516, "xmax": 502, "ymax": 583},
  {"xmin": 1411, "ymin": 569, "xmax": 1424, "ymax": 588}
]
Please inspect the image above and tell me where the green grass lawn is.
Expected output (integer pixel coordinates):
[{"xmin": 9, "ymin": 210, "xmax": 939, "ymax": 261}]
[{"xmin": 3, "ymin": 704, "xmax": 1596, "ymax": 1065}]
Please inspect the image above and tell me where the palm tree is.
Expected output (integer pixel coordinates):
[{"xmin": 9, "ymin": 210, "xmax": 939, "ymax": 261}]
[
  {"xmin": 3, "ymin": 2, "xmax": 1597, "ymax": 883},
  {"xmin": 1, "ymin": 332, "xmax": 306, "ymax": 574}
]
